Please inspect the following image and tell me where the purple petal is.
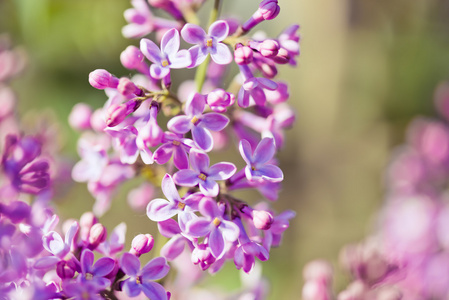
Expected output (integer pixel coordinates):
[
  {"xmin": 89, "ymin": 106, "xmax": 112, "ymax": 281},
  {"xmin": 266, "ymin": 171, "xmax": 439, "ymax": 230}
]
[
  {"xmin": 192, "ymin": 126, "xmax": 213, "ymax": 152},
  {"xmin": 234, "ymin": 246, "xmax": 245, "ymax": 270},
  {"xmin": 153, "ymin": 144, "xmax": 174, "ymax": 165},
  {"xmin": 239, "ymin": 139, "xmax": 254, "ymax": 165},
  {"xmin": 94, "ymin": 277, "xmax": 111, "ymax": 290},
  {"xmin": 257, "ymin": 165, "xmax": 284, "ymax": 182},
  {"xmin": 141, "ymin": 282, "xmax": 168, "ymax": 300},
  {"xmin": 250, "ymin": 87, "xmax": 266, "ymax": 106},
  {"xmin": 140, "ymin": 38, "xmax": 162, "ymax": 64},
  {"xmin": 65, "ymin": 221, "xmax": 79, "ymax": 251},
  {"xmin": 209, "ymin": 228, "xmax": 225, "ymax": 259},
  {"xmin": 210, "ymin": 43, "xmax": 232, "ymax": 65},
  {"xmin": 257, "ymin": 78, "xmax": 278, "ymax": 90},
  {"xmin": 81, "ymin": 249, "xmax": 94, "ymax": 274},
  {"xmin": 150, "ymin": 64, "xmax": 170, "ymax": 79},
  {"xmin": 208, "ymin": 21, "xmax": 229, "ymax": 41},
  {"xmin": 189, "ymin": 149, "xmax": 210, "ymax": 173},
  {"xmin": 123, "ymin": 279, "xmax": 142, "ymax": 297},
  {"xmin": 185, "ymin": 92, "xmax": 206, "ymax": 117},
  {"xmin": 200, "ymin": 113, "xmax": 229, "ymax": 131},
  {"xmin": 208, "ymin": 162, "xmax": 236, "ymax": 180},
  {"xmin": 92, "ymin": 257, "xmax": 115, "ymax": 277},
  {"xmin": 173, "ymin": 169, "xmax": 199, "ymax": 187},
  {"xmin": 173, "ymin": 146, "xmax": 189, "ymax": 170},
  {"xmin": 254, "ymin": 137, "xmax": 276, "ymax": 164},
  {"xmin": 238, "ymin": 87, "xmax": 251, "ymax": 108},
  {"xmin": 199, "ymin": 197, "xmax": 220, "ymax": 219},
  {"xmin": 168, "ymin": 49, "xmax": 191, "ymax": 69},
  {"xmin": 43, "ymin": 232, "xmax": 66, "ymax": 257},
  {"xmin": 220, "ymin": 220, "xmax": 240, "ymax": 242},
  {"xmin": 161, "ymin": 174, "xmax": 181, "ymax": 203},
  {"xmin": 181, "ymin": 23, "xmax": 206, "ymax": 44},
  {"xmin": 186, "ymin": 218, "xmax": 211, "ymax": 237},
  {"xmin": 141, "ymin": 257, "xmax": 169, "ymax": 280},
  {"xmin": 158, "ymin": 219, "xmax": 182, "ymax": 238},
  {"xmin": 178, "ymin": 211, "xmax": 197, "ymax": 232},
  {"xmin": 146, "ymin": 198, "xmax": 178, "ymax": 222},
  {"xmin": 34, "ymin": 256, "xmax": 60, "ymax": 269},
  {"xmin": 199, "ymin": 178, "xmax": 219, "ymax": 197},
  {"xmin": 161, "ymin": 28, "xmax": 180, "ymax": 56},
  {"xmin": 120, "ymin": 252, "xmax": 140, "ymax": 276},
  {"xmin": 189, "ymin": 45, "xmax": 208, "ymax": 68},
  {"xmin": 161, "ymin": 235, "xmax": 185, "ymax": 260},
  {"xmin": 168, "ymin": 115, "xmax": 191, "ymax": 134}
]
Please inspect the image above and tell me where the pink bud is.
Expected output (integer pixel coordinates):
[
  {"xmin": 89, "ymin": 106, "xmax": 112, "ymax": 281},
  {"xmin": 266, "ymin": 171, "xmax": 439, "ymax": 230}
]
[
  {"xmin": 88, "ymin": 69, "xmax": 118, "ymax": 89},
  {"xmin": 303, "ymin": 260, "xmax": 333, "ymax": 284},
  {"xmin": 253, "ymin": 210, "xmax": 274, "ymax": 230},
  {"xmin": 56, "ymin": 260, "xmax": 75, "ymax": 279},
  {"xmin": 259, "ymin": 39, "xmax": 280, "ymax": 57},
  {"xmin": 106, "ymin": 99, "xmax": 140, "ymax": 127},
  {"xmin": 117, "ymin": 77, "xmax": 143, "ymax": 97},
  {"xmin": 272, "ymin": 47, "xmax": 290, "ymax": 64},
  {"xmin": 90, "ymin": 108, "xmax": 107, "ymax": 132},
  {"xmin": 69, "ymin": 103, "xmax": 92, "ymax": 130},
  {"xmin": 259, "ymin": 0, "xmax": 280, "ymax": 20},
  {"xmin": 88, "ymin": 223, "xmax": 107, "ymax": 249},
  {"xmin": 234, "ymin": 46, "xmax": 253, "ymax": 65},
  {"xmin": 207, "ymin": 89, "xmax": 235, "ymax": 112},
  {"xmin": 130, "ymin": 234, "xmax": 154, "ymax": 257},
  {"xmin": 120, "ymin": 46, "xmax": 145, "ymax": 70},
  {"xmin": 80, "ymin": 212, "xmax": 97, "ymax": 241}
]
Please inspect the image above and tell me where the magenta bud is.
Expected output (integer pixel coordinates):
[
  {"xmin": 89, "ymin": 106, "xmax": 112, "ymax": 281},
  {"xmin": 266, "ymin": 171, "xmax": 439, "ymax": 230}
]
[
  {"xmin": 69, "ymin": 103, "xmax": 92, "ymax": 131},
  {"xmin": 120, "ymin": 46, "xmax": 145, "ymax": 70},
  {"xmin": 207, "ymin": 89, "xmax": 235, "ymax": 112},
  {"xmin": 259, "ymin": 0, "xmax": 280, "ymax": 20},
  {"xmin": 117, "ymin": 77, "xmax": 143, "ymax": 97},
  {"xmin": 259, "ymin": 62, "xmax": 277, "ymax": 78},
  {"xmin": 259, "ymin": 39, "xmax": 280, "ymax": 57},
  {"xmin": 88, "ymin": 223, "xmax": 107, "ymax": 249},
  {"xmin": 234, "ymin": 46, "xmax": 253, "ymax": 65},
  {"xmin": 56, "ymin": 260, "xmax": 75, "ymax": 279},
  {"xmin": 253, "ymin": 210, "xmax": 274, "ymax": 230},
  {"xmin": 80, "ymin": 212, "xmax": 97, "ymax": 241},
  {"xmin": 130, "ymin": 234, "xmax": 154, "ymax": 257},
  {"xmin": 147, "ymin": 0, "xmax": 183, "ymax": 20},
  {"xmin": 88, "ymin": 69, "xmax": 118, "ymax": 89},
  {"xmin": 106, "ymin": 99, "xmax": 140, "ymax": 127},
  {"xmin": 272, "ymin": 47, "xmax": 290, "ymax": 64}
]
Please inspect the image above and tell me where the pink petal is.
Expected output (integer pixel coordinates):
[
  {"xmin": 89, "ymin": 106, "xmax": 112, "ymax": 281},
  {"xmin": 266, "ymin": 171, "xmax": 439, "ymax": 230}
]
[
  {"xmin": 208, "ymin": 162, "xmax": 236, "ymax": 181},
  {"xmin": 161, "ymin": 235, "xmax": 186, "ymax": 260}
]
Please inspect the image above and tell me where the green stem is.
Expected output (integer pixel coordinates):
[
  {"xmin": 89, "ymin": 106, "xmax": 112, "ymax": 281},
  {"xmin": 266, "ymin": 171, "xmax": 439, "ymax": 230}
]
[{"xmin": 194, "ymin": 0, "xmax": 222, "ymax": 92}]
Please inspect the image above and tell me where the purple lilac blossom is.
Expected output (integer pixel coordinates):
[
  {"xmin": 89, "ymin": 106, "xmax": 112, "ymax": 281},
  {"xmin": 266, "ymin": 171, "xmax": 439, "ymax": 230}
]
[
  {"xmin": 181, "ymin": 20, "xmax": 232, "ymax": 67},
  {"xmin": 78, "ymin": 249, "xmax": 115, "ymax": 289},
  {"xmin": 168, "ymin": 92, "xmax": 229, "ymax": 151},
  {"xmin": 173, "ymin": 148, "xmax": 236, "ymax": 197},
  {"xmin": 153, "ymin": 132, "xmax": 194, "ymax": 170}
]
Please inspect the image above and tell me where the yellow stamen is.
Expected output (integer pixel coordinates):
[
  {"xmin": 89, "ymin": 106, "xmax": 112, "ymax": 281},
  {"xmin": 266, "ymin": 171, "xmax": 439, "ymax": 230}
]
[
  {"xmin": 198, "ymin": 173, "xmax": 207, "ymax": 181},
  {"xmin": 191, "ymin": 116, "xmax": 199, "ymax": 125},
  {"xmin": 85, "ymin": 273, "xmax": 93, "ymax": 280},
  {"xmin": 162, "ymin": 60, "xmax": 169, "ymax": 67},
  {"xmin": 136, "ymin": 275, "xmax": 142, "ymax": 284},
  {"xmin": 206, "ymin": 39, "xmax": 213, "ymax": 47},
  {"xmin": 178, "ymin": 202, "xmax": 186, "ymax": 210},
  {"xmin": 213, "ymin": 217, "xmax": 221, "ymax": 227},
  {"xmin": 172, "ymin": 140, "xmax": 181, "ymax": 146},
  {"xmin": 251, "ymin": 166, "xmax": 256, "ymax": 171}
]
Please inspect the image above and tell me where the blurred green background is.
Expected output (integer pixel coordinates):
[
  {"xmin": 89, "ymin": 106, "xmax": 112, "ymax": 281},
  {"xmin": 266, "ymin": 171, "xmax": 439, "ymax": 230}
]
[{"xmin": 2, "ymin": 0, "xmax": 449, "ymax": 298}]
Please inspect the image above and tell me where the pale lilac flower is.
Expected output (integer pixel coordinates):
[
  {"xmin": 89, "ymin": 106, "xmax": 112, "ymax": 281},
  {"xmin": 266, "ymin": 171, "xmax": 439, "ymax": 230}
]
[
  {"xmin": 186, "ymin": 198, "xmax": 239, "ymax": 259},
  {"xmin": 78, "ymin": 249, "xmax": 115, "ymax": 289},
  {"xmin": 168, "ymin": 92, "xmax": 229, "ymax": 151},
  {"xmin": 140, "ymin": 28, "xmax": 191, "ymax": 79},
  {"xmin": 173, "ymin": 148, "xmax": 236, "ymax": 197},
  {"xmin": 158, "ymin": 219, "xmax": 194, "ymax": 261},
  {"xmin": 239, "ymin": 137, "xmax": 283, "ymax": 183},
  {"xmin": 181, "ymin": 21, "xmax": 232, "ymax": 67},
  {"xmin": 71, "ymin": 139, "xmax": 108, "ymax": 183},
  {"xmin": 147, "ymin": 174, "xmax": 200, "ymax": 231},
  {"xmin": 153, "ymin": 132, "xmax": 194, "ymax": 170},
  {"xmin": 63, "ymin": 280, "xmax": 103, "ymax": 300},
  {"xmin": 237, "ymin": 65, "xmax": 278, "ymax": 108},
  {"xmin": 120, "ymin": 252, "xmax": 169, "ymax": 300},
  {"xmin": 97, "ymin": 222, "xmax": 127, "ymax": 257}
]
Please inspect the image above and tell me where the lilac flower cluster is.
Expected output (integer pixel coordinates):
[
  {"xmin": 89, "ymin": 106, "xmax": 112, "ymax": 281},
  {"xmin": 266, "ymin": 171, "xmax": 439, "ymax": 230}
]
[
  {"xmin": 301, "ymin": 83, "xmax": 449, "ymax": 300},
  {"xmin": 70, "ymin": 0, "xmax": 298, "ymax": 280}
]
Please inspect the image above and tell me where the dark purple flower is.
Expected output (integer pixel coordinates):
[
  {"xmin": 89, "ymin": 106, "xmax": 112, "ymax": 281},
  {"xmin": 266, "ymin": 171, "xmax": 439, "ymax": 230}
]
[
  {"xmin": 181, "ymin": 21, "xmax": 232, "ymax": 67},
  {"xmin": 168, "ymin": 92, "xmax": 229, "ymax": 151},
  {"xmin": 140, "ymin": 28, "xmax": 191, "ymax": 79},
  {"xmin": 173, "ymin": 149, "xmax": 236, "ymax": 197},
  {"xmin": 78, "ymin": 249, "xmax": 115, "ymax": 289},
  {"xmin": 153, "ymin": 132, "xmax": 194, "ymax": 170},
  {"xmin": 239, "ymin": 137, "xmax": 283, "ymax": 183},
  {"xmin": 186, "ymin": 198, "xmax": 239, "ymax": 259},
  {"xmin": 120, "ymin": 252, "xmax": 170, "ymax": 300},
  {"xmin": 147, "ymin": 174, "xmax": 200, "ymax": 231}
]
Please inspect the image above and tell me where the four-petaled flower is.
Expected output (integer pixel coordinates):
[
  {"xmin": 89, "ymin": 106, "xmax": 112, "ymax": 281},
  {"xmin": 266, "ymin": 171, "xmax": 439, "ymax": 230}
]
[
  {"xmin": 174, "ymin": 148, "xmax": 236, "ymax": 197},
  {"xmin": 120, "ymin": 252, "xmax": 170, "ymax": 300},
  {"xmin": 78, "ymin": 249, "xmax": 115, "ymax": 289},
  {"xmin": 181, "ymin": 20, "xmax": 232, "ymax": 67}
]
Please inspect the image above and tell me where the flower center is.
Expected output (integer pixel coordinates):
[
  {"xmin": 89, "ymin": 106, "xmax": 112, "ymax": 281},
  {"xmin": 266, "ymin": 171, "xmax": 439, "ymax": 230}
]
[
  {"xmin": 85, "ymin": 272, "xmax": 93, "ymax": 280},
  {"xmin": 206, "ymin": 39, "xmax": 213, "ymax": 47},
  {"xmin": 213, "ymin": 217, "xmax": 221, "ymax": 227},
  {"xmin": 191, "ymin": 116, "xmax": 200, "ymax": 125},
  {"xmin": 161, "ymin": 59, "xmax": 169, "ymax": 67},
  {"xmin": 198, "ymin": 173, "xmax": 207, "ymax": 181},
  {"xmin": 251, "ymin": 165, "xmax": 257, "ymax": 171},
  {"xmin": 136, "ymin": 275, "xmax": 142, "ymax": 284},
  {"xmin": 178, "ymin": 202, "xmax": 186, "ymax": 210},
  {"xmin": 172, "ymin": 140, "xmax": 181, "ymax": 146},
  {"xmin": 82, "ymin": 291, "xmax": 90, "ymax": 300}
]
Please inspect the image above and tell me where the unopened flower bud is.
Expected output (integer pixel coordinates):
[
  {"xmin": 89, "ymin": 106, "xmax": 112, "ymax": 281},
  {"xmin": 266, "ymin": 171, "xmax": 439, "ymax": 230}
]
[
  {"xmin": 207, "ymin": 89, "xmax": 235, "ymax": 112},
  {"xmin": 130, "ymin": 234, "xmax": 154, "ymax": 257},
  {"xmin": 147, "ymin": 0, "xmax": 183, "ymax": 20},
  {"xmin": 272, "ymin": 47, "xmax": 290, "ymax": 64},
  {"xmin": 69, "ymin": 103, "xmax": 92, "ymax": 130},
  {"xmin": 120, "ymin": 46, "xmax": 145, "ymax": 71},
  {"xmin": 88, "ymin": 223, "xmax": 107, "ymax": 250},
  {"xmin": 88, "ymin": 69, "xmax": 119, "ymax": 89},
  {"xmin": 253, "ymin": 210, "xmax": 274, "ymax": 230},
  {"xmin": 117, "ymin": 77, "xmax": 144, "ymax": 97},
  {"xmin": 259, "ymin": 0, "xmax": 280, "ymax": 20},
  {"xmin": 56, "ymin": 260, "xmax": 75, "ymax": 279},
  {"xmin": 234, "ymin": 46, "xmax": 253, "ymax": 65},
  {"xmin": 80, "ymin": 212, "xmax": 97, "ymax": 241},
  {"xmin": 106, "ymin": 99, "xmax": 141, "ymax": 127},
  {"xmin": 259, "ymin": 39, "xmax": 279, "ymax": 57}
]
